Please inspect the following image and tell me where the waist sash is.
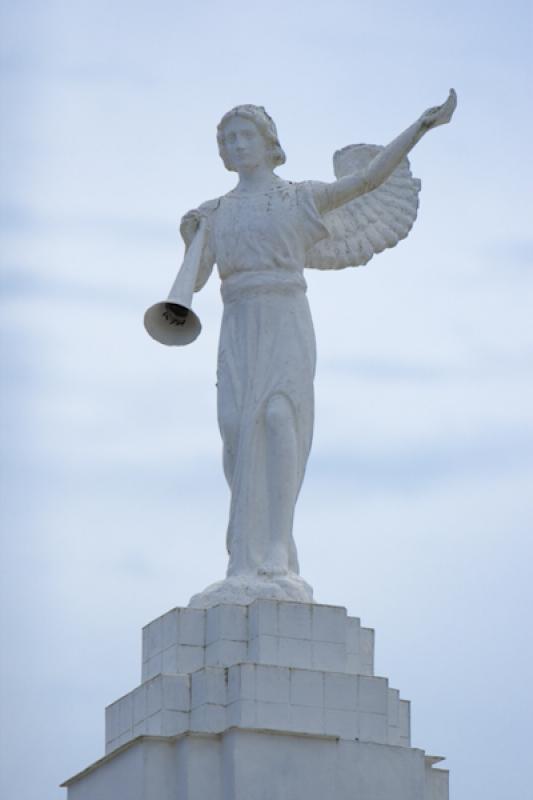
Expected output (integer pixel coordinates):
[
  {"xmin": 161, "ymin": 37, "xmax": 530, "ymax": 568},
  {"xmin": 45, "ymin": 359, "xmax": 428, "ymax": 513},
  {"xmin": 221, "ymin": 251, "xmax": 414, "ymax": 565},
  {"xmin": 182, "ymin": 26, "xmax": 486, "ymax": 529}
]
[{"xmin": 221, "ymin": 269, "xmax": 307, "ymax": 304}]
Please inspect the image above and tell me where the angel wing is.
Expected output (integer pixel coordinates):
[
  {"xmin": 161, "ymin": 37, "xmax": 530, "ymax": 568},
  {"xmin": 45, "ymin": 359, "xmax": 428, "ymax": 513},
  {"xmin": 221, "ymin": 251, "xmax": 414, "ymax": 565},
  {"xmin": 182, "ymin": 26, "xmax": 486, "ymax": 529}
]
[{"xmin": 306, "ymin": 144, "xmax": 421, "ymax": 270}]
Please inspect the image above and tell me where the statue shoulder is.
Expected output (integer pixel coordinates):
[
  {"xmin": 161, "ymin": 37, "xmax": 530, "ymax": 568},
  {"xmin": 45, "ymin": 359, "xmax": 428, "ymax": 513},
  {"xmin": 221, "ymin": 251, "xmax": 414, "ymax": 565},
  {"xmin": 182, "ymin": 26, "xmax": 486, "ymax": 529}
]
[
  {"xmin": 180, "ymin": 197, "xmax": 221, "ymax": 246},
  {"xmin": 198, "ymin": 197, "xmax": 222, "ymax": 215},
  {"xmin": 183, "ymin": 197, "xmax": 221, "ymax": 221}
]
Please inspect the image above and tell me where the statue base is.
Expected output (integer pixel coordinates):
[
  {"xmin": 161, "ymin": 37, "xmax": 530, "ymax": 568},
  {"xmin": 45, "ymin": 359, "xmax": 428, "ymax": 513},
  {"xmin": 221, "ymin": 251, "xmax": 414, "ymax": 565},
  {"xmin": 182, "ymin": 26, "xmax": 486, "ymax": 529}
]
[
  {"xmin": 189, "ymin": 572, "xmax": 314, "ymax": 608},
  {"xmin": 62, "ymin": 600, "xmax": 448, "ymax": 799},
  {"xmin": 63, "ymin": 729, "xmax": 447, "ymax": 800}
]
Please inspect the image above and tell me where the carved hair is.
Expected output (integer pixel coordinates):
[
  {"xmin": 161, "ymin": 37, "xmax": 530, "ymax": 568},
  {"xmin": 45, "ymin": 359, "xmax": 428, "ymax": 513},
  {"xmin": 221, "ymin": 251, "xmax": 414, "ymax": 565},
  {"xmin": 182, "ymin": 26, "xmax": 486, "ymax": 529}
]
[{"xmin": 217, "ymin": 105, "xmax": 286, "ymax": 171}]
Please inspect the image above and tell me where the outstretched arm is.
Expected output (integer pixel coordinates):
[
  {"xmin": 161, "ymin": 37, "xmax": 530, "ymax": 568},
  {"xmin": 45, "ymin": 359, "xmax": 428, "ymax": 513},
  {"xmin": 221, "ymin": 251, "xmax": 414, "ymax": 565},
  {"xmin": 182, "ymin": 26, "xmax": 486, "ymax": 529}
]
[{"xmin": 313, "ymin": 89, "xmax": 457, "ymax": 214}]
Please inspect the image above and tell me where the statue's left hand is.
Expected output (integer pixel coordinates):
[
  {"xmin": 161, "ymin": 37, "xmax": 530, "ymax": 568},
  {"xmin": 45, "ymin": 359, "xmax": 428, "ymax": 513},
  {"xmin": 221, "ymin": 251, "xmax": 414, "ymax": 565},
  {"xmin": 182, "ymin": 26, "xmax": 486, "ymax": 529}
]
[{"xmin": 419, "ymin": 89, "xmax": 457, "ymax": 131}]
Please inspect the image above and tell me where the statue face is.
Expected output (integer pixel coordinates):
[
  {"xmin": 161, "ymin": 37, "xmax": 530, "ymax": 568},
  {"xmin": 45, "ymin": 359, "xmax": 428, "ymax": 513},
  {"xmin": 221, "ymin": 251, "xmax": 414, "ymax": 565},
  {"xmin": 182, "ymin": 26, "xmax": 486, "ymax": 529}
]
[{"xmin": 220, "ymin": 116, "xmax": 271, "ymax": 172}]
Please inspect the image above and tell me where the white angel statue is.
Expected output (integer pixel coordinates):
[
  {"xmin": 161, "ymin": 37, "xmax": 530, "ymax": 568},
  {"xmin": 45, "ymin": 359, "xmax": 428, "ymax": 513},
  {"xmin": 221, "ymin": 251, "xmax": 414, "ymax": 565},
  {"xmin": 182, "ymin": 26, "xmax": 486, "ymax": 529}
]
[{"xmin": 145, "ymin": 90, "xmax": 457, "ymax": 607}]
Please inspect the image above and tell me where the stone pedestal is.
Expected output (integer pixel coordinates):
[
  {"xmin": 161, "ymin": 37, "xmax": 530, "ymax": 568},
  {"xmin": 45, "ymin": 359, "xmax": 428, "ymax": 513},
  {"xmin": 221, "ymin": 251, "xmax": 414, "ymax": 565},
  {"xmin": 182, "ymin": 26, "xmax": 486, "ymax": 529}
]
[{"xmin": 62, "ymin": 601, "xmax": 448, "ymax": 799}]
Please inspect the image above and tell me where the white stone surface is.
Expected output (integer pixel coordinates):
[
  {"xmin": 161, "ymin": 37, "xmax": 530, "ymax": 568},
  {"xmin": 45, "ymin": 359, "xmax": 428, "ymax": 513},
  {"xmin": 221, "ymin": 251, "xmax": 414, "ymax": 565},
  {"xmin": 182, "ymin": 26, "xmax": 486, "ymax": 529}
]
[
  {"xmin": 189, "ymin": 572, "xmax": 314, "ymax": 608},
  {"xmin": 105, "ymin": 600, "xmax": 411, "ymax": 756},
  {"xmin": 425, "ymin": 757, "xmax": 450, "ymax": 800},
  {"xmin": 360, "ymin": 625, "xmax": 375, "ymax": 676},
  {"xmin": 67, "ymin": 598, "xmax": 448, "ymax": 798},
  {"xmin": 206, "ymin": 604, "xmax": 247, "ymax": 643},
  {"xmin": 68, "ymin": 92, "xmax": 456, "ymax": 796},
  {"xmin": 399, "ymin": 698, "xmax": 411, "ymax": 746},
  {"xmin": 106, "ymin": 674, "xmax": 190, "ymax": 753},
  {"xmin": 144, "ymin": 95, "xmax": 457, "ymax": 608},
  {"xmin": 140, "ymin": 599, "xmax": 373, "ymax": 677},
  {"xmin": 65, "ymin": 730, "xmax": 448, "ymax": 800},
  {"xmin": 191, "ymin": 668, "xmax": 226, "ymax": 708}
]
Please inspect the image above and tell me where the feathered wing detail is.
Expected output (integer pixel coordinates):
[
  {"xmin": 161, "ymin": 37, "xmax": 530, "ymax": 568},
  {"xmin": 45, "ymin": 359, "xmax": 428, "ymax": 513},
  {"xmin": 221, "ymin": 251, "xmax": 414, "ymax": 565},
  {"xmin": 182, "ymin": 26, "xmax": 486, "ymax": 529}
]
[{"xmin": 306, "ymin": 144, "xmax": 421, "ymax": 270}]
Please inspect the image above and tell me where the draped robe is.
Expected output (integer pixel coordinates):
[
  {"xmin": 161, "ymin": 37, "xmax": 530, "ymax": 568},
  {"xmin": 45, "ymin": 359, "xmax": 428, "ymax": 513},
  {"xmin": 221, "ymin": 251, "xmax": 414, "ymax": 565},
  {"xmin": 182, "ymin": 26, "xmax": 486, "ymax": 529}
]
[{"xmin": 189, "ymin": 181, "xmax": 328, "ymax": 577}]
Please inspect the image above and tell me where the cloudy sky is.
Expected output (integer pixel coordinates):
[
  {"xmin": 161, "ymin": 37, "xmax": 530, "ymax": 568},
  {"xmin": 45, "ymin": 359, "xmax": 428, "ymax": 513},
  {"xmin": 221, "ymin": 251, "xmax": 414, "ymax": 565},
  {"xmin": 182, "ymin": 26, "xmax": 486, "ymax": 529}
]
[{"xmin": 1, "ymin": 1, "xmax": 532, "ymax": 798}]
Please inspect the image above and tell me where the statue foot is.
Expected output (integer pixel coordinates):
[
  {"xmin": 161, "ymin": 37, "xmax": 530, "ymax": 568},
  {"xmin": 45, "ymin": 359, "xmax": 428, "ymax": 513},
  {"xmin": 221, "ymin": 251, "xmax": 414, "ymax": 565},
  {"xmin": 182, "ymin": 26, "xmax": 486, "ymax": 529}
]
[{"xmin": 188, "ymin": 572, "xmax": 314, "ymax": 608}]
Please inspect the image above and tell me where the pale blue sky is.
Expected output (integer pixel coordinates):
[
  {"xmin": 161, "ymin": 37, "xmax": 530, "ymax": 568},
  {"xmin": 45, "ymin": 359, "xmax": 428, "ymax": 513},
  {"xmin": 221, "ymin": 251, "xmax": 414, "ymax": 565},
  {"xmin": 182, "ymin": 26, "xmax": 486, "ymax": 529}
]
[{"xmin": 1, "ymin": 1, "xmax": 532, "ymax": 798}]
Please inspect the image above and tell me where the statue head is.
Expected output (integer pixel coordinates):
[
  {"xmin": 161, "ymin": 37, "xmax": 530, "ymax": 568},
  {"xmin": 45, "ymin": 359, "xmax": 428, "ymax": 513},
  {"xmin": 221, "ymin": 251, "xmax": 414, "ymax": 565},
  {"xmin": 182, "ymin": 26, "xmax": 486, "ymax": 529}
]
[{"xmin": 217, "ymin": 105, "xmax": 286, "ymax": 172}]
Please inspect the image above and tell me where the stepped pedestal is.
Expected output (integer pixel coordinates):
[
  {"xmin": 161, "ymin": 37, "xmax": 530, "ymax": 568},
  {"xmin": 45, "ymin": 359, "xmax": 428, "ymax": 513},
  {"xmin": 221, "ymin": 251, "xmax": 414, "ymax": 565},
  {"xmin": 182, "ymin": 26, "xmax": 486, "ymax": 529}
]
[{"xmin": 63, "ymin": 600, "xmax": 448, "ymax": 799}]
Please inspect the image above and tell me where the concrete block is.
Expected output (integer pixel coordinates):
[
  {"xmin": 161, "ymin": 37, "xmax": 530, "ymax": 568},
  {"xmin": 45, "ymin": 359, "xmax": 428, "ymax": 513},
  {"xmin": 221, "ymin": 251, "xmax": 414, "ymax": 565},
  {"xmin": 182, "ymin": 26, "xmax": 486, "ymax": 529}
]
[
  {"xmin": 114, "ymin": 731, "xmax": 132, "ymax": 750},
  {"xmin": 145, "ymin": 712, "xmax": 162, "ymax": 736},
  {"xmin": 133, "ymin": 685, "xmax": 147, "ymax": 725},
  {"xmin": 228, "ymin": 664, "xmax": 256, "ymax": 703},
  {"xmin": 132, "ymin": 720, "xmax": 146, "ymax": 739},
  {"xmin": 178, "ymin": 608, "xmax": 205, "ymax": 646},
  {"xmin": 141, "ymin": 626, "xmax": 150, "ymax": 663},
  {"xmin": 161, "ymin": 609, "xmax": 179, "ymax": 650},
  {"xmin": 162, "ymin": 674, "xmax": 190, "ymax": 711},
  {"xmin": 71, "ymin": 600, "xmax": 447, "ymax": 800},
  {"xmin": 290, "ymin": 668, "xmax": 324, "ymax": 707},
  {"xmin": 312, "ymin": 605, "xmax": 347, "ymax": 643},
  {"xmin": 105, "ymin": 701, "xmax": 120, "ymax": 742},
  {"xmin": 345, "ymin": 617, "xmax": 360, "ymax": 653},
  {"xmin": 68, "ymin": 723, "xmax": 436, "ymax": 800},
  {"xmin": 160, "ymin": 709, "xmax": 189, "ymax": 736},
  {"xmin": 255, "ymin": 665, "xmax": 290, "ymax": 704},
  {"xmin": 142, "ymin": 653, "xmax": 162, "ymax": 682},
  {"xmin": 161, "ymin": 643, "xmax": 204, "ymax": 674},
  {"xmin": 360, "ymin": 627, "xmax": 375, "ymax": 675},
  {"xmin": 144, "ymin": 710, "xmax": 187, "ymax": 737},
  {"xmin": 288, "ymin": 704, "xmax": 324, "ymax": 735},
  {"xmin": 191, "ymin": 668, "xmax": 226, "ymax": 708},
  {"xmin": 161, "ymin": 645, "xmax": 178, "ymax": 674},
  {"xmin": 190, "ymin": 703, "xmax": 226, "ymax": 733},
  {"xmin": 278, "ymin": 602, "xmax": 312, "ymax": 639},
  {"xmin": 388, "ymin": 724, "xmax": 402, "ymax": 746},
  {"xmin": 425, "ymin": 763, "xmax": 449, "ymax": 800},
  {"xmin": 324, "ymin": 673, "xmax": 358, "ymax": 711},
  {"xmin": 205, "ymin": 639, "xmax": 247, "ymax": 667},
  {"xmin": 399, "ymin": 699, "xmax": 411, "ymax": 744},
  {"xmin": 311, "ymin": 641, "xmax": 346, "ymax": 672},
  {"xmin": 118, "ymin": 695, "xmax": 133, "ymax": 735},
  {"xmin": 324, "ymin": 708, "xmax": 358, "ymax": 740},
  {"xmin": 359, "ymin": 712, "xmax": 387, "ymax": 743},
  {"xmin": 359, "ymin": 676, "xmax": 388, "ymax": 714},
  {"xmin": 147, "ymin": 617, "xmax": 163, "ymax": 656},
  {"xmin": 277, "ymin": 636, "xmax": 312, "ymax": 668},
  {"xmin": 248, "ymin": 635, "xmax": 278, "ymax": 664},
  {"xmin": 146, "ymin": 676, "xmax": 163, "ymax": 717},
  {"xmin": 345, "ymin": 653, "xmax": 361, "ymax": 674},
  {"xmin": 388, "ymin": 688, "xmax": 400, "ymax": 727},
  {"xmin": 191, "ymin": 669, "xmax": 208, "ymax": 709},
  {"xmin": 248, "ymin": 599, "xmax": 278, "ymax": 639},
  {"xmin": 255, "ymin": 701, "xmax": 290, "ymax": 730},
  {"xmin": 226, "ymin": 699, "xmax": 257, "ymax": 728},
  {"xmin": 206, "ymin": 605, "xmax": 248, "ymax": 644},
  {"xmin": 175, "ymin": 644, "xmax": 204, "ymax": 674}
]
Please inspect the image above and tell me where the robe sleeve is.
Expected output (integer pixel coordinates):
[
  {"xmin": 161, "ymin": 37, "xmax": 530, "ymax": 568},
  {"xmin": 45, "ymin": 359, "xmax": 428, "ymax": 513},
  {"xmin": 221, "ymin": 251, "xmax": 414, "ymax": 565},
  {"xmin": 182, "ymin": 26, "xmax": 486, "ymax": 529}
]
[
  {"xmin": 179, "ymin": 198, "xmax": 219, "ymax": 292},
  {"xmin": 295, "ymin": 181, "xmax": 330, "ymax": 252}
]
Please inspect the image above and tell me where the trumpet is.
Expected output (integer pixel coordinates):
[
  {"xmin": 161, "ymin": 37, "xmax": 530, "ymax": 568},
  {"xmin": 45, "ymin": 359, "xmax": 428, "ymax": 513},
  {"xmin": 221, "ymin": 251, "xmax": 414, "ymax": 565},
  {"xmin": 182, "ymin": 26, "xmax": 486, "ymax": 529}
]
[{"xmin": 144, "ymin": 218, "xmax": 208, "ymax": 346}]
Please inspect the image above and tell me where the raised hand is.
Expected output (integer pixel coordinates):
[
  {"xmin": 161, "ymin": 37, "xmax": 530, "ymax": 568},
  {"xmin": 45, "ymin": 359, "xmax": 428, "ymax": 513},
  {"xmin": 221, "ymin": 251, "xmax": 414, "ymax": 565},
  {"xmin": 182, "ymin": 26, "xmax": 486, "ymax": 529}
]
[{"xmin": 419, "ymin": 89, "xmax": 457, "ymax": 132}]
